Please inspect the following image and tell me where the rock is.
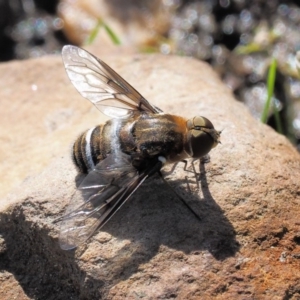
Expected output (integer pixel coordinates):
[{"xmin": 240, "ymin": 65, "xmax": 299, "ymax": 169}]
[
  {"xmin": 58, "ymin": 0, "xmax": 171, "ymax": 47},
  {"xmin": 0, "ymin": 48, "xmax": 300, "ymax": 299},
  {"xmin": 0, "ymin": 271, "xmax": 30, "ymax": 300}
]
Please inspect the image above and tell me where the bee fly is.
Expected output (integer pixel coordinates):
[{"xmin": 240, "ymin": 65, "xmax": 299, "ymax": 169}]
[{"xmin": 56, "ymin": 45, "xmax": 221, "ymax": 250}]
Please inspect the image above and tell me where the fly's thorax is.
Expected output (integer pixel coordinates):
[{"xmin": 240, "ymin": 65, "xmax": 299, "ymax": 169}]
[
  {"xmin": 131, "ymin": 113, "xmax": 189, "ymax": 163},
  {"xmin": 184, "ymin": 116, "xmax": 221, "ymax": 158}
]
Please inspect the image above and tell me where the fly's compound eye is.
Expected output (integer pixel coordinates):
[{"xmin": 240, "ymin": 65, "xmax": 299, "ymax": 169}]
[
  {"xmin": 186, "ymin": 116, "xmax": 221, "ymax": 158},
  {"xmin": 187, "ymin": 116, "xmax": 214, "ymax": 130}
]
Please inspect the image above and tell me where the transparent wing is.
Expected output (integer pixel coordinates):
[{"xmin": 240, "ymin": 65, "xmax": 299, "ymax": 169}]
[
  {"xmin": 57, "ymin": 153, "xmax": 160, "ymax": 250},
  {"xmin": 57, "ymin": 153, "xmax": 138, "ymax": 250},
  {"xmin": 62, "ymin": 45, "xmax": 162, "ymax": 118}
]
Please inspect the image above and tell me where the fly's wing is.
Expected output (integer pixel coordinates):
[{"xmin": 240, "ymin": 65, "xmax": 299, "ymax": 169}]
[
  {"xmin": 57, "ymin": 153, "xmax": 159, "ymax": 250},
  {"xmin": 62, "ymin": 45, "xmax": 162, "ymax": 118}
]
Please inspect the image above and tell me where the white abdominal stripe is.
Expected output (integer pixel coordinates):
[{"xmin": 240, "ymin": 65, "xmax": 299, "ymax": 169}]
[{"xmin": 85, "ymin": 126, "xmax": 96, "ymax": 170}]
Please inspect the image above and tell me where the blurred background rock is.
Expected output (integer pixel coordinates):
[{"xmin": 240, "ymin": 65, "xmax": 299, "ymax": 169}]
[{"xmin": 1, "ymin": 0, "xmax": 300, "ymax": 150}]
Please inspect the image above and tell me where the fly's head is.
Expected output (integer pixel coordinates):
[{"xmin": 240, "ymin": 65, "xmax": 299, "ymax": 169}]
[{"xmin": 185, "ymin": 116, "xmax": 221, "ymax": 158}]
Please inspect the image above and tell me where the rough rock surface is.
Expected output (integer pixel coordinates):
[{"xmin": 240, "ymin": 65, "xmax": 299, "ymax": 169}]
[{"xmin": 0, "ymin": 48, "xmax": 300, "ymax": 300}]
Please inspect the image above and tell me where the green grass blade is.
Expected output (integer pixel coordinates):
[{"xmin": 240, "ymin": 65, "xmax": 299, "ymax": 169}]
[
  {"xmin": 85, "ymin": 20, "xmax": 121, "ymax": 46},
  {"xmin": 85, "ymin": 20, "xmax": 103, "ymax": 45},
  {"xmin": 261, "ymin": 58, "xmax": 277, "ymax": 123},
  {"xmin": 261, "ymin": 57, "xmax": 283, "ymax": 133},
  {"xmin": 103, "ymin": 22, "xmax": 121, "ymax": 45}
]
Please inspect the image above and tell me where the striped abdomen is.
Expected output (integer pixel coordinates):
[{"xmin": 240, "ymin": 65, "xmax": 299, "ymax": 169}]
[{"xmin": 72, "ymin": 119, "xmax": 123, "ymax": 173}]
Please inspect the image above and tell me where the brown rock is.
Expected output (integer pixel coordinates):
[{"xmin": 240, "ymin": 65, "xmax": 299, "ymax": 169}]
[
  {"xmin": 0, "ymin": 271, "xmax": 30, "ymax": 300},
  {"xmin": 0, "ymin": 48, "xmax": 300, "ymax": 299}
]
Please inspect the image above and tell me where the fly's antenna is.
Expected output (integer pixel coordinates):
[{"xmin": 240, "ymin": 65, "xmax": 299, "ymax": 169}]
[{"xmin": 158, "ymin": 171, "xmax": 202, "ymax": 222}]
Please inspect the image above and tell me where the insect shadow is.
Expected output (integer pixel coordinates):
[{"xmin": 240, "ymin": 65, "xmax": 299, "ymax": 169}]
[{"xmin": 75, "ymin": 160, "xmax": 239, "ymax": 285}]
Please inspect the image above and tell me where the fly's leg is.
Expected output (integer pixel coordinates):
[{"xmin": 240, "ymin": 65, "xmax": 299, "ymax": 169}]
[{"xmin": 181, "ymin": 159, "xmax": 188, "ymax": 171}]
